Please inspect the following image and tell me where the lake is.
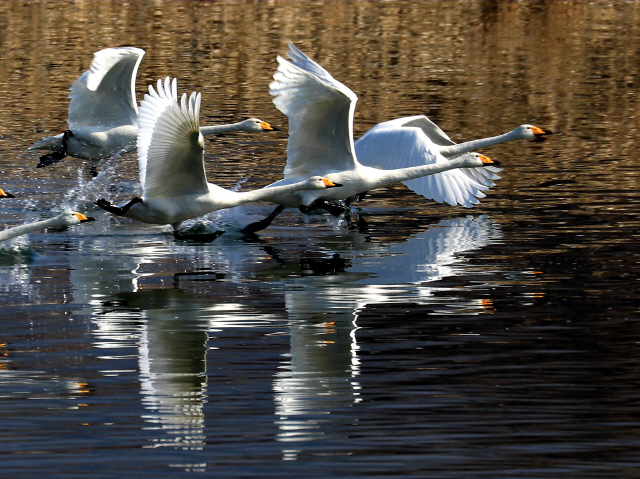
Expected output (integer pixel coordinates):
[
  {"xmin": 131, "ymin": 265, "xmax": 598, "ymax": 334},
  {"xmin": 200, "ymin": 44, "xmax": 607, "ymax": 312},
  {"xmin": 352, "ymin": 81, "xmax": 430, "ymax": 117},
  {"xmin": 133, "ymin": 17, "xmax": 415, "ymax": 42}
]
[{"xmin": 1, "ymin": 1, "xmax": 640, "ymax": 477}]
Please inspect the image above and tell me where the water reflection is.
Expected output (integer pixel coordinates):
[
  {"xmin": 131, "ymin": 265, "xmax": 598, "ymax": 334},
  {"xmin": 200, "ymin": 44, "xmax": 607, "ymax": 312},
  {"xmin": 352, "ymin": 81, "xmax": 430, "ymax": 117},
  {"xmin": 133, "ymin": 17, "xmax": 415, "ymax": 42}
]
[
  {"xmin": 0, "ymin": 261, "xmax": 31, "ymax": 294},
  {"xmin": 64, "ymin": 213, "xmax": 501, "ymax": 464},
  {"xmin": 84, "ymin": 272, "xmax": 279, "ymax": 458},
  {"xmin": 119, "ymin": 289, "xmax": 209, "ymax": 451},
  {"xmin": 273, "ymin": 215, "xmax": 501, "ymax": 459}
]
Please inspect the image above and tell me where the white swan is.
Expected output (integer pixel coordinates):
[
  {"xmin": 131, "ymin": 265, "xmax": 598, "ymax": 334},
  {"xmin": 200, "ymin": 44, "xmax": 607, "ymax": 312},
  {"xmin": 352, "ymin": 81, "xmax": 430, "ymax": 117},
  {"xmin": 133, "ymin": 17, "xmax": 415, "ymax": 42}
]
[
  {"xmin": 0, "ymin": 188, "xmax": 14, "ymax": 198},
  {"xmin": 355, "ymin": 115, "xmax": 552, "ymax": 206},
  {"xmin": 95, "ymin": 77, "xmax": 342, "ymax": 242},
  {"xmin": 0, "ymin": 212, "xmax": 95, "ymax": 243},
  {"xmin": 240, "ymin": 43, "xmax": 500, "ymax": 234},
  {"xmin": 29, "ymin": 47, "xmax": 278, "ymax": 172}
]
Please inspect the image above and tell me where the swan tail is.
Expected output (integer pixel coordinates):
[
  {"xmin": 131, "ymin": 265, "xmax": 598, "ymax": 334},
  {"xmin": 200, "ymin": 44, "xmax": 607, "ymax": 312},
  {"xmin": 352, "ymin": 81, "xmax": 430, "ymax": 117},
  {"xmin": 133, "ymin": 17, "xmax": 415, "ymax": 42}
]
[{"xmin": 28, "ymin": 134, "xmax": 64, "ymax": 151}]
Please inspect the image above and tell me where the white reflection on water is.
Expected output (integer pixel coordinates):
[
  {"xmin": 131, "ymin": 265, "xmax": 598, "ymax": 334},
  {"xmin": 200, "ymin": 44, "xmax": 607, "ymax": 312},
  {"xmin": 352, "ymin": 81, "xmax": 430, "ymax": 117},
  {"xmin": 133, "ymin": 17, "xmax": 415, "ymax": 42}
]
[
  {"xmin": 63, "ymin": 214, "xmax": 500, "ymax": 465},
  {"xmin": 0, "ymin": 262, "xmax": 31, "ymax": 294},
  {"xmin": 273, "ymin": 215, "xmax": 501, "ymax": 459},
  {"xmin": 90, "ymin": 288, "xmax": 279, "ymax": 457},
  {"xmin": 136, "ymin": 291, "xmax": 209, "ymax": 451}
]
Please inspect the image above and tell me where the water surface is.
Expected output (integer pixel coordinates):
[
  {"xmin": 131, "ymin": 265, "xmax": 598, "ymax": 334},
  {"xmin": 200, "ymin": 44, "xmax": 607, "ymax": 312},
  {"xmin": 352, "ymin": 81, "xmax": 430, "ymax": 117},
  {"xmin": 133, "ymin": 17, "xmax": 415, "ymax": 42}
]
[{"xmin": 1, "ymin": 1, "xmax": 640, "ymax": 477}]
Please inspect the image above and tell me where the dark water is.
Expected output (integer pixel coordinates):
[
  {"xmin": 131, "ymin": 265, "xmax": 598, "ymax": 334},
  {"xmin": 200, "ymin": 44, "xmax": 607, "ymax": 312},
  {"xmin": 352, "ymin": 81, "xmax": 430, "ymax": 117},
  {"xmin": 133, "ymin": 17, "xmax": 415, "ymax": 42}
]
[{"xmin": 1, "ymin": 1, "xmax": 640, "ymax": 477}]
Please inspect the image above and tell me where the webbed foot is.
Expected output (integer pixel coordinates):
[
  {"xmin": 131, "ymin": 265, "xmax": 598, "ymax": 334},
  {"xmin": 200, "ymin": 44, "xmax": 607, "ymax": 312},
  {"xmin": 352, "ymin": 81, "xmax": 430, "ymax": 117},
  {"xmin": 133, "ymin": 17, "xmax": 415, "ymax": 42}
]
[
  {"xmin": 37, "ymin": 150, "xmax": 67, "ymax": 168},
  {"xmin": 95, "ymin": 197, "xmax": 142, "ymax": 216},
  {"xmin": 36, "ymin": 130, "xmax": 74, "ymax": 168},
  {"xmin": 300, "ymin": 199, "xmax": 350, "ymax": 216},
  {"xmin": 240, "ymin": 205, "xmax": 286, "ymax": 235}
]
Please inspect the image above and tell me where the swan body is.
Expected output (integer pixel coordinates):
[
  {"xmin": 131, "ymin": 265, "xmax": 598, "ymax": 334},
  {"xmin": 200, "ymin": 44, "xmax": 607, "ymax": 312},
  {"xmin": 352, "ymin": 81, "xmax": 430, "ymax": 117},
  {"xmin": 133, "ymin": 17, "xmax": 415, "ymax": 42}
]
[
  {"xmin": 240, "ymin": 43, "xmax": 500, "ymax": 233},
  {"xmin": 31, "ymin": 47, "xmax": 145, "ymax": 164},
  {"xmin": 30, "ymin": 47, "xmax": 278, "ymax": 167},
  {"xmin": 263, "ymin": 152, "xmax": 495, "ymax": 209},
  {"xmin": 0, "ymin": 212, "xmax": 95, "ymax": 243},
  {"xmin": 355, "ymin": 116, "xmax": 552, "ymax": 206},
  {"xmin": 96, "ymin": 77, "xmax": 341, "ymax": 241},
  {"xmin": 0, "ymin": 188, "xmax": 14, "ymax": 198}
]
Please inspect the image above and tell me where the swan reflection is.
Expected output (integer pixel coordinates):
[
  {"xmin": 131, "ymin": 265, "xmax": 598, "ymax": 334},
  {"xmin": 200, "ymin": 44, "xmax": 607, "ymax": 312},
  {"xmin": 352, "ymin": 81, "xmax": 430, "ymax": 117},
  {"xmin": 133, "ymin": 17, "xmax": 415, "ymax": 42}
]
[
  {"xmin": 68, "ymin": 214, "xmax": 500, "ymax": 462},
  {"xmin": 91, "ymin": 286, "xmax": 279, "ymax": 455},
  {"xmin": 125, "ymin": 289, "xmax": 209, "ymax": 451},
  {"xmin": 273, "ymin": 215, "xmax": 502, "ymax": 458}
]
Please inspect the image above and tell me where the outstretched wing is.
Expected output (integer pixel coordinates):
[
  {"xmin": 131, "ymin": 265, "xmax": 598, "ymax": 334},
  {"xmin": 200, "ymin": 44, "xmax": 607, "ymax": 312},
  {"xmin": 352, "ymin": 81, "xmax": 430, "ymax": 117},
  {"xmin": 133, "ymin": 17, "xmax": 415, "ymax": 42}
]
[
  {"xmin": 355, "ymin": 124, "xmax": 501, "ymax": 207},
  {"xmin": 137, "ymin": 77, "xmax": 208, "ymax": 199},
  {"xmin": 68, "ymin": 47, "xmax": 145, "ymax": 130},
  {"xmin": 387, "ymin": 115, "xmax": 456, "ymax": 147},
  {"xmin": 270, "ymin": 42, "xmax": 358, "ymax": 178}
]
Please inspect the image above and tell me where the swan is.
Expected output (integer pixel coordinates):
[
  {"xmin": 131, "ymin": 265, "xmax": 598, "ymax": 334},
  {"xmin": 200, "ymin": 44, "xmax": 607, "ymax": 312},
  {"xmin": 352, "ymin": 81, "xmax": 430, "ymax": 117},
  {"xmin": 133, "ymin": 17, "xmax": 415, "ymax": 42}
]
[
  {"xmin": 240, "ymin": 43, "xmax": 501, "ymax": 234},
  {"xmin": 29, "ymin": 47, "xmax": 278, "ymax": 173},
  {"xmin": 355, "ymin": 115, "xmax": 552, "ymax": 206},
  {"xmin": 0, "ymin": 188, "xmax": 14, "ymax": 198},
  {"xmin": 95, "ymin": 77, "xmax": 342, "ymax": 242},
  {"xmin": 0, "ymin": 212, "xmax": 95, "ymax": 243}
]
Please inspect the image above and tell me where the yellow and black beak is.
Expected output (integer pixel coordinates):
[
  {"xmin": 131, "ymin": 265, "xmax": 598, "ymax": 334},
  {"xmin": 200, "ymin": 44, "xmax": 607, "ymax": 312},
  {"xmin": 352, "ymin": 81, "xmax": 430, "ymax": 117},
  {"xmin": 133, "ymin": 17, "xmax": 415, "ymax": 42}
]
[
  {"xmin": 322, "ymin": 178, "xmax": 343, "ymax": 188},
  {"xmin": 259, "ymin": 121, "xmax": 281, "ymax": 132},
  {"xmin": 0, "ymin": 188, "xmax": 15, "ymax": 198},
  {"xmin": 531, "ymin": 126, "xmax": 554, "ymax": 137},
  {"xmin": 479, "ymin": 154, "xmax": 502, "ymax": 167},
  {"xmin": 74, "ymin": 213, "xmax": 96, "ymax": 223}
]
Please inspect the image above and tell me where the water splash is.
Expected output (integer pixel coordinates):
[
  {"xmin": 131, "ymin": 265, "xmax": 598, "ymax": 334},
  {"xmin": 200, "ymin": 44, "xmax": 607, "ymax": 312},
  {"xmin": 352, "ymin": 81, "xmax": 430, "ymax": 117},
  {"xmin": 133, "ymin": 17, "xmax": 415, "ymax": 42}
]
[{"xmin": 0, "ymin": 235, "xmax": 32, "ymax": 256}]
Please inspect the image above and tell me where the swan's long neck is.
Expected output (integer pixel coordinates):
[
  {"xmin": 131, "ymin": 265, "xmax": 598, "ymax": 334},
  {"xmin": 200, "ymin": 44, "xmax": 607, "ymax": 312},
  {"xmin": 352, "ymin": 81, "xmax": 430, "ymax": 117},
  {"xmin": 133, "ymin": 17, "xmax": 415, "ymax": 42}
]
[
  {"xmin": 371, "ymin": 155, "xmax": 484, "ymax": 189},
  {"xmin": 0, "ymin": 217, "xmax": 60, "ymax": 242},
  {"xmin": 439, "ymin": 130, "xmax": 521, "ymax": 157},
  {"xmin": 231, "ymin": 180, "xmax": 316, "ymax": 205},
  {"xmin": 200, "ymin": 122, "xmax": 247, "ymax": 136}
]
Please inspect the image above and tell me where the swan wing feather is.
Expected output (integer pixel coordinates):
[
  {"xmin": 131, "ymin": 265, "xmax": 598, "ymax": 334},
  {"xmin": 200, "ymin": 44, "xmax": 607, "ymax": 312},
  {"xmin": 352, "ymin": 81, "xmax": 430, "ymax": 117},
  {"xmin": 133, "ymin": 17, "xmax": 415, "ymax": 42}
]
[
  {"xmin": 400, "ymin": 115, "xmax": 456, "ymax": 147},
  {"xmin": 355, "ymin": 126, "xmax": 500, "ymax": 207},
  {"xmin": 137, "ymin": 77, "xmax": 208, "ymax": 199},
  {"xmin": 285, "ymin": 42, "xmax": 338, "ymax": 85},
  {"xmin": 68, "ymin": 47, "xmax": 145, "ymax": 130},
  {"xmin": 270, "ymin": 43, "xmax": 358, "ymax": 178}
]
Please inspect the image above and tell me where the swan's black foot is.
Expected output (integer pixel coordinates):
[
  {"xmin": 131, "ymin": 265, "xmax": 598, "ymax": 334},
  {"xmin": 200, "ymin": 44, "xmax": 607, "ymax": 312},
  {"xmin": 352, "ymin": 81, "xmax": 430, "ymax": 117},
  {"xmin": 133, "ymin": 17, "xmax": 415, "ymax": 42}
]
[
  {"xmin": 299, "ymin": 199, "xmax": 351, "ymax": 216},
  {"xmin": 36, "ymin": 130, "xmax": 74, "ymax": 168},
  {"xmin": 95, "ymin": 197, "xmax": 142, "ymax": 216},
  {"xmin": 173, "ymin": 230, "xmax": 226, "ymax": 243},
  {"xmin": 37, "ymin": 150, "xmax": 67, "ymax": 168},
  {"xmin": 241, "ymin": 205, "xmax": 286, "ymax": 235},
  {"xmin": 89, "ymin": 164, "xmax": 99, "ymax": 178},
  {"xmin": 344, "ymin": 191, "xmax": 367, "ymax": 206}
]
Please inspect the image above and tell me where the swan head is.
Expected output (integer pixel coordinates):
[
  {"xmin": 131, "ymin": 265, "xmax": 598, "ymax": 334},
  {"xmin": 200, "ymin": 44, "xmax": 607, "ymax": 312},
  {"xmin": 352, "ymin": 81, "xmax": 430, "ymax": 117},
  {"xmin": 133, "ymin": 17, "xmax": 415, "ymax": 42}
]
[
  {"xmin": 477, "ymin": 153, "xmax": 501, "ymax": 167},
  {"xmin": 306, "ymin": 176, "xmax": 344, "ymax": 190},
  {"xmin": 55, "ymin": 211, "xmax": 96, "ymax": 226},
  {"xmin": 514, "ymin": 124, "xmax": 554, "ymax": 139},
  {"xmin": 459, "ymin": 153, "xmax": 502, "ymax": 168},
  {"xmin": 239, "ymin": 118, "xmax": 281, "ymax": 133},
  {"xmin": 0, "ymin": 188, "xmax": 14, "ymax": 198}
]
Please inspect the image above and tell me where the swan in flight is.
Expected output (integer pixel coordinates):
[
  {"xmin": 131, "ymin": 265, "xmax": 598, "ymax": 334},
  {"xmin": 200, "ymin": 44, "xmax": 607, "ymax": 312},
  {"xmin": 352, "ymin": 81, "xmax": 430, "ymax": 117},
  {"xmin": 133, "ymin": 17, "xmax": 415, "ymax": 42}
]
[
  {"xmin": 355, "ymin": 115, "xmax": 552, "ymax": 206},
  {"xmin": 0, "ymin": 188, "xmax": 14, "ymax": 198},
  {"xmin": 240, "ymin": 43, "xmax": 500, "ymax": 234},
  {"xmin": 95, "ymin": 77, "xmax": 342, "ymax": 242},
  {"xmin": 0, "ymin": 212, "xmax": 95, "ymax": 243},
  {"xmin": 29, "ymin": 47, "xmax": 278, "ymax": 173}
]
